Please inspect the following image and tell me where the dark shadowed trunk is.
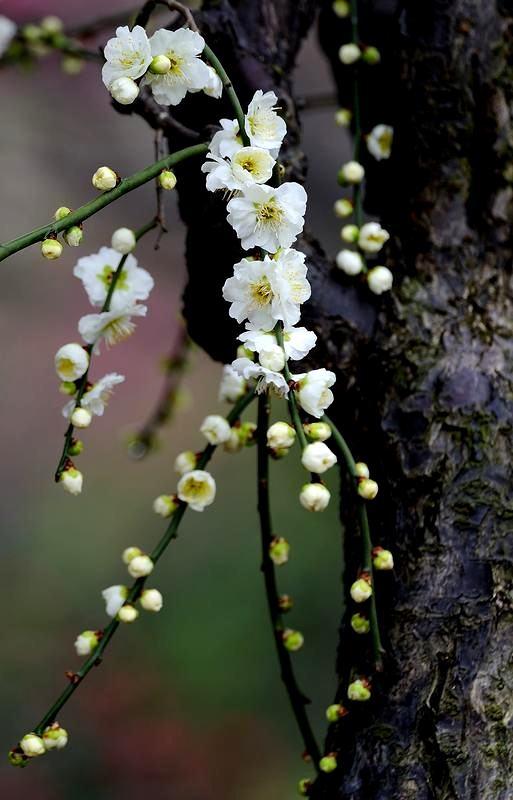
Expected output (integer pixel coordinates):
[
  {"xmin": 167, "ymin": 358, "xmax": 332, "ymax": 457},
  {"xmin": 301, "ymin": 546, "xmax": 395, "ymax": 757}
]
[{"xmin": 131, "ymin": 1, "xmax": 513, "ymax": 796}]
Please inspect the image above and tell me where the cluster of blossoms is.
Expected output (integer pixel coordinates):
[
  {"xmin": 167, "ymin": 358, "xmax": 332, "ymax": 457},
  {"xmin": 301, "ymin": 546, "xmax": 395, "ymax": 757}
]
[
  {"xmin": 53, "ymin": 226, "xmax": 154, "ymax": 495},
  {"xmin": 9, "ymin": 723, "xmax": 69, "ymax": 767},
  {"xmin": 331, "ymin": 4, "xmax": 394, "ymax": 296},
  {"xmin": 101, "ymin": 25, "xmax": 222, "ymax": 107}
]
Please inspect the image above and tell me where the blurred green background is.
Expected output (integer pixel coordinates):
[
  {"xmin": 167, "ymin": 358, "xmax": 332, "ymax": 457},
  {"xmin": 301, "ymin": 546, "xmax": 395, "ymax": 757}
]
[{"xmin": 0, "ymin": 2, "xmax": 350, "ymax": 797}]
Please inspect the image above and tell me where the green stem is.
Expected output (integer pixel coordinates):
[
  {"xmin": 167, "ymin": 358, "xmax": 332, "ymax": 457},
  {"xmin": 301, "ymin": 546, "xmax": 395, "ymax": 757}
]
[
  {"xmin": 256, "ymin": 392, "xmax": 321, "ymax": 768},
  {"xmin": 202, "ymin": 44, "xmax": 249, "ymax": 146},
  {"xmin": 34, "ymin": 389, "xmax": 256, "ymax": 734},
  {"xmin": 323, "ymin": 413, "xmax": 384, "ymax": 671},
  {"xmin": 0, "ymin": 143, "xmax": 208, "ymax": 263},
  {"xmin": 275, "ymin": 324, "xmax": 308, "ymax": 451},
  {"xmin": 54, "ymin": 218, "xmax": 158, "ymax": 481}
]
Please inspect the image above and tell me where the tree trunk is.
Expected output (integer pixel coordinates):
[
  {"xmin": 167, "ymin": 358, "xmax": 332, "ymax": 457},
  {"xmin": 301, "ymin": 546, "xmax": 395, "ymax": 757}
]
[{"xmin": 132, "ymin": 1, "xmax": 513, "ymax": 796}]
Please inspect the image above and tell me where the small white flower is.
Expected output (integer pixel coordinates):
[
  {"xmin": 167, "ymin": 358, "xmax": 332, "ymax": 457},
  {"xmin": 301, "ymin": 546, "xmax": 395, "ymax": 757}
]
[
  {"xmin": 367, "ymin": 266, "xmax": 393, "ymax": 295},
  {"xmin": 218, "ymin": 364, "xmax": 247, "ymax": 403},
  {"xmin": 299, "ymin": 483, "xmax": 331, "ymax": 512},
  {"xmin": 140, "ymin": 588, "xmax": 163, "ymax": 612},
  {"xmin": 78, "ymin": 303, "xmax": 147, "ymax": 352},
  {"xmin": 203, "ymin": 64, "xmax": 223, "ymax": 98},
  {"xmin": 102, "ymin": 585, "xmax": 129, "ymax": 617},
  {"xmin": 82, "ymin": 373, "xmax": 125, "ymax": 416},
  {"xmin": 293, "ymin": 369, "xmax": 336, "ymax": 419},
  {"xmin": 231, "ymin": 357, "xmax": 289, "ymax": 396},
  {"xmin": 42, "ymin": 724, "xmax": 68, "ymax": 751},
  {"xmin": 127, "ymin": 554, "xmax": 154, "ymax": 578},
  {"xmin": 20, "ymin": 734, "xmax": 45, "ymax": 758},
  {"xmin": 177, "ymin": 469, "xmax": 216, "ymax": 511},
  {"xmin": 209, "ymin": 118, "xmax": 243, "ymax": 159},
  {"xmin": 60, "ymin": 467, "xmax": 83, "ymax": 496},
  {"xmin": 200, "ymin": 414, "xmax": 231, "ymax": 445},
  {"xmin": 109, "ymin": 76, "xmax": 140, "ymax": 105},
  {"xmin": 367, "ymin": 124, "xmax": 393, "ymax": 160},
  {"xmin": 259, "ymin": 344, "xmax": 285, "ymax": 372},
  {"xmin": 245, "ymin": 90, "xmax": 287, "ymax": 153},
  {"xmin": 174, "ymin": 450, "xmax": 197, "ymax": 475},
  {"xmin": 239, "ymin": 326, "xmax": 316, "ymax": 361},
  {"xmin": 74, "ymin": 630, "xmax": 99, "ymax": 656},
  {"xmin": 267, "ymin": 421, "xmax": 296, "ymax": 451},
  {"xmin": 358, "ymin": 222, "xmax": 390, "ymax": 253},
  {"xmin": 153, "ymin": 494, "xmax": 178, "ymax": 517},
  {"xmin": 301, "ymin": 442, "xmax": 337, "ymax": 474},
  {"xmin": 202, "ymin": 146, "xmax": 275, "ymax": 192},
  {"xmin": 336, "ymin": 249, "xmax": 364, "ymax": 276},
  {"xmin": 338, "ymin": 43, "xmax": 361, "ymax": 64},
  {"xmin": 142, "ymin": 28, "xmax": 211, "ymax": 106},
  {"xmin": 74, "ymin": 247, "xmax": 154, "ymax": 308},
  {"xmin": 223, "ymin": 249, "xmax": 310, "ymax": 329},
  {"xmin": 339, "ymin": 161, "xmax": 365, "ymax": 184},
  {"xmin": 54, "ymin": 343, "xmax": 89, "ymax": 382},
  {"xmin": 111, "ymin": 227, "xmax": 136, "ymax": 254},
  {"xmin": 226, "ymin": 183, "xmax": 307, "ymax": 253},
  {"xmin": 71, "ymin": 407, "xmax": 92, "ymax": 429},
  {"xmin": 0, "ymin": 16, "xmax": 16, "ymax": 57},
  {"xmin": 102, "ymin": 25, "xmax": 152, "ymax": 88}
]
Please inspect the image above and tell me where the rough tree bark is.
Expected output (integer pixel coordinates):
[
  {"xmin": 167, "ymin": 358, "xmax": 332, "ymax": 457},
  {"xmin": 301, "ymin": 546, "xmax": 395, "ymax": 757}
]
[{"xmin": 129, "ymin": 1, "xmax": 513, "ymax": 797}]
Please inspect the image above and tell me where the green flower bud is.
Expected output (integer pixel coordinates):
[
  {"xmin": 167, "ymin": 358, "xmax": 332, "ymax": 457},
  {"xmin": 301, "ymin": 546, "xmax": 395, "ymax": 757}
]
[
  {"xmin": 8, "ymin": 748, "xmax": 28, "ymax": 767},
  {"xmin": 59, "ymin": 381, "xmax": 77, "ymax": 396},
  {"xmin": 92, "ymin": 166, "xmax": 118, "ymax": 191},
  {"xmin": 341, "ymin": 224, "xmax": 360, "ymax": 243},
  {"xmin": 334, "ymin": 198, "xmax": 353, "ymax": 218},
  {"xmin": 149, "ymin": 54, "xmax": 172, "ymax": 74},
  {"xmin": 326, "ymin": 703, "xmax": 349, "ymax": 723},
  {"xmin": 282, "ymin": 628, "xmax": 304, "ymax": 652},
  {"xmin": 373, "ymin": 547, "xmax": 394, "ymax": 570},
  {"xmin": 303, "ymin": 421, "xmax": 332, "ymax": 441},
  {"xmin": 319, "ymin": 753, "xmax": 338, "ymax": 773},
  {"xmin": 335, "ymin": 108, "xmax": 352, "ymax": 127},
  {"xmin": 351, "ymin": 613, "xmax": 370, "ymax": 634},
  {"xmin": 68, "ymin": 439, "xmax": 84, "ymax": 457},
  {"xmin": 41, "ymin": 238, "xmax": 63, "ymax": 260},
  {"xmin": 347, "ymin": 678, "xmax": 371, "ymax": 701},
  {"xmin": 362, "ymin": 46, "xmax": 381, "ymax": 64},
  {"xmin": 54, "ymin": 206, "xmax": 72, "ymax": 221},
  {"xmin": 269, "ymin": 537, "xmax": 290, "ymax": 566},
  {"xmin": 297, "ymin": 778, "xmax": 312, "ymax": 796},
  {"xmin": 350, "ymin": 577, "xmax": 372, "ymax": 603},
  {"xmin": 239, "ymin": 421, "xmax": 257, "ymax": 446},
  {"xmin": 332, "ymin": 0, "xmax": 350, "ymax": 17},
  {"xmin": 357, "ymin": 478, "xmax": 379, "ymax": 500},
  {"xmin": 278, "ymin": 594, "xmax": 294, "ymax": 612},
  {"xmin": 64, "ymin": 225, "xmax": 83, "ymax": 247},
  {"xmin": 159, "ymin": 170, "xmax": 177, "ymax": 190},
  {"xmin": 61, "ymin": 55, "xmax": 84, "ymax": 75},
  {"xmin": 354, "ymin": 461, "xmax": 369, "ymax": 479}
]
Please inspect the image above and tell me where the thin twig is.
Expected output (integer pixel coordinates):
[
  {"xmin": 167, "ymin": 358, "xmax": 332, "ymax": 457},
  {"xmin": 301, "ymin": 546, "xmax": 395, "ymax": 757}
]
[{"xmin": 153, "ymin": 130, "xmax": 168, "ymax": 249}]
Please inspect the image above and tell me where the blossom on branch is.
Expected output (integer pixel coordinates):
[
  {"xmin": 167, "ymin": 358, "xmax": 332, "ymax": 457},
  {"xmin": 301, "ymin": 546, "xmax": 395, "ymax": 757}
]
[
  {"xmin": 142, "ymin": 28, "xmax": 211, "ymax": 106},
  {"xmin": 102, "ymin": 26, "xmax": 151, "ymax": 89},
  {"xmin": 73, "ymin": 247, "xmax": 154, "ymax": 308},
  {"xmin": 226, "ymin": 183, "xmax": 307, "ymax": 252}
]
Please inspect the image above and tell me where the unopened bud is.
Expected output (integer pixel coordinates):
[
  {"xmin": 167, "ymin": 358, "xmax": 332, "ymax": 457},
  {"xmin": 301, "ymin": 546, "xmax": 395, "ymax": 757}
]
[
  {"xmin": 347, "ymin": 678, "xmax": 371, "ymax": 701},
  {"xmin": 92, "ymin": 166, "xmax": 118, "ymax": 191},
  {"xmin": 41, "ymin": 16, "xmax": 64, "ymax": 35},
  {"xmin": 71, "ymin": 407, "xmax": 92, "ymax": 429},
  {"xmin": 319, "ymin": 753, "xmax": 338, "ymax": 773},
  {"xmin": 373, "ymin": 547, "xmax": 394, "ymax": 570},
  {"xmin": 62, "ymin": 55, "xmax": 84, "ymax": 75},
  {"xmin": 60, "ymin": 467, "xmax": 83, "ymax": 496},
  {"xmin": 109, "ymin": 76, "xmax": 139, "ymax": 105},
  {"xmin": 117, "ymin": 604, "xmax": 139, "ymax": 623},
  {"xmin": 111, "ymin": 227, "xmax": 136, "ymax": 254},
  {"xmin": 338, "ymin": 160, "xmax": 365, "ymax": 185},
  {"xmin": 354, "ymin": 461, "xmax": 369, "ymax": 479},
  {"xmin": 303, "ymin": 421, "xmax": 331, "ymax": 441},
  {"xmin": 42, "ymin": 722, "xmax": 68, "ymax": 750},
  {"xmin": 149, "ymin": 54, "xmax": 172, "ymax": 74},
  {"xmin": 41, "ymin": 238, "xmax": 63, "ymax": 260},
  {"xmin": 341, "ymin": 224, "xmax": 360, "ymax": 243},
  {"xmin": 357, "ymin": 478, "xmax": 378, "ymax": 500},
  {"xmin": 297, "ymin": 778, "xmax": 312, "ymax": 796},
  {"xmin": 338, "ymin": 43, "xmax": 361, "ymax": 64},
  {"xmin": 334, "ymin": 198, "xmax": 353, "ymax": 217},
  {"xmin": 351, "ymin": 613, "xmax": 370, "ymax": 634},
  {"xmin": 54, "ymin": 206, "xmax": 71, "ymax": 221},
  {"xmin": 122, "ymin": 546, "xmax": 142, "ymax": 564},
  {"xmin": 74, "ymin": 629, "xmax": 99, "ymax": 656},
  {"xmin": 362, "ymin": 46, "xmax": 381, "ymax": 64},
  {"xmin": 159, "ymin": 170, "xmax": 177, "ymax": 190},
  {"xmin": 299, "ymin": 483, "xmax": 331, "ymax": 512},
  {"xmin": 153, "ymin": 494, "xmax": 178, "ymax": 518},
  {"xmin": 140, "ymin": 588, "xmax": 163, "ymax": 612},
  {"xmin": 8, "ymin": 748, "xmax": 28, "ymax": 767},
  {"xmin": 282, "ymin": 628, "xmax": 304, "ymax": 651},
  {"xmin": 326, "ymin": 703, "xmax": 348, "ymax": 723},
  {"xmin": 59, "ymin": 381, "xmax": 77, "ymax": 396},
  {"xmin": 350, "ymin": 576, "xmax": 372, "ymax": 603},
  {"xmin": 174, "ymin": 450, "xmax": 197, "ymax": 475},
  {"xmin": 20, "ymin": 734, "xmax": 45, "ymax": 758},
  {"xmin": 68, "ymin": 439, "xmax": 84, "ymax": 457},
  {"xmin": 64, "ymin": 225, "xmax": 83, "ymax": 247},
  {"xmin": 127, "ymin": 554, "xmax": 154, "ymax": 578},
  {"xmin": 332, "ymin": 0, "xmax": 350, "ymax": 17},
  {"xmin": 278, "ymin": 594, "xmax": 293, "ymax": 612},
  {"xmin": 269, "ymin": 536, "xmax": 290, "ymax": 566}
]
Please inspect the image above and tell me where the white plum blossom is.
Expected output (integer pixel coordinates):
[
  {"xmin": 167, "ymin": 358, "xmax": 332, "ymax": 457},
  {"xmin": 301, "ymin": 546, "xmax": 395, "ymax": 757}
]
[
  {"xmin": 78, "ymin": 303, "xmax": 147, "ymax": 352},
  {"xmin": 336, "ymin": 249, "xmax": 364, "ymax": 275},
  {"xmin": 102, "ymin": 585, "xmax": 128, "ymax": 617},
  {"xmin": 54, "ymin": 343, "xmax": 89, "ymax": 382},
  {"xmin": 231, "ymin": 357, "xmax": 289, "ymax": 396},
  {"xmin": 222, "ymin": 250, "xmax": 310, "ymax": 329},
  {"xmin": 142, "ymin": 28, "xmax": 211, "ymax": 106},
  {"xmin": 358, "ymin": 222, "xmax": 390, "ymax": 253},
  {"xmin": 203, "ymin": 65, "xmax": 223, "ymax": 98},
  {"xmin": 258, "ymin": 344, "xmax": 285, "ymax": 372},
  {"xmin": 74, "ymin": 247, "xmax": 154, "ymax": 308},
  {"xmin": 226, "ymin": 183, "xmax": 307, "ymax": 253},
  {"xmin": 301, "ymin": 442, "xmax": 337, "ymax": 474},
  {"xmin": 367, "ymin": 124, "xmax": 393, "ymax": 160},
  {"xmin": 245, "ymin": 90, "xmax": 287, "ymax": 153},
  {"xmin": 62, "ymin": 373, "xmax": 125, "ymax": 419},
  {"xmin": 293, "ymin": 369, "xmax": 336, "ymax": 418},
  {"xmin": 367, "ymin": 266, "xmax": 393, "ymax": 294},
  {"xmin": 0, "ymin": 16, "xmax": 16, "ymax": 57},
  {"xmin": 174, "ymin": 450, "xmax": 197, "ymax": 475},
  {"xmin": 202, "ymin": 146, "xmax": 275, "ymax": 192},
  {"xmin": 74, "ymin": 630, "xmax": 99, "ymax": 656},
  {"xmin": 200, "ymin": 414, "xmax": 231, "ymax": 445},
  {"xmin": 102, "ymin": 26, "xmax": 152, "ymax": 90},
  {"xmin": 177, "ymin": 469, "xmax": 216, "ymax": 511},
  {"xmin": 239, "ymin": 326, "xmax": 316, "ymax": 361},
  {"xmin": 300, "ymin": 483, "xmax": 331, "ymax": 512},
  {"xmin": 209, "ymin": 119, "xmax": 242, "ymax": 159},
  {"xmin": 218, "ymin": 364, "xmax": 246, "ymax": 403}
]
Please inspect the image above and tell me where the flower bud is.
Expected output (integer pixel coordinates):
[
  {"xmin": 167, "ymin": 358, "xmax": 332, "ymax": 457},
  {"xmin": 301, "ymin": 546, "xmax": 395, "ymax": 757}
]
[
  {"xmin": 267, "ymin": 421, "xmax": 296, "ymax": 451},
  {"xmin": 282, "ymin": 628, "xmax": 304, "ymax": 651},
  {"xmin": 71, "ymin": 407, "xmax": 92, "ymax": 429},
  {"xmin": 54, "ymin": 206, "xmax": 71, "ymax": 221},
  {"xmin": 336, "ymin": 249, "xmax": 364, "ymax": 275},
  {"xmin": 373, "ymin": 547, "xmax": 394, "ymax": 570},
  {"xmin": 92, "ymin": 166, "xmax": 118, "ymax": 191},
  {"xmin": 354, "ymin": 461, "xmax": 369, "ymax": 479},
  {"xmin": 351, "ymin": 613, "xmax": 370, "ymax": 634},
  {"xmin": 153, "ymin": 494, "xmax": 178, "ymax": 518},
  {"xmin": 297, "ymin": 778, "xmax": 312, "ymax": 796},
  {"xmin": 278, "ymin": 594, "xmax": 293, "ymax": 612},
  {"xmin": 55, "ymin": 343, "xmax": 89, "ymax": 381},
  {"xmin": 174, "ymin": 450, "xmax": 197, "ymax": 475},
  {"xmin": 68, "ymin": 439, "xmax": 84, "ymax": 456},
  {"xmin": 41, "ymin": 16, "xmax": 63, "ymax": 35},
  {"xmin": 350, "ymin": 577, "xmax": 372, "ymax": 603},
  {"xmin": 335, "ymin": 108, "xmax": 352, "ymax": 127},
  {"xmin": 60, "ymin": 381, "xmax": 77, "ymax": 396},
  {"xmin": 200, "ymin": 414, "xmax": 231, "ymax": 445},
  {"xmin": 299, "ymin": 483, "xmax": 331, "ymax": 512},
  {"xmin": 127, "ymin": 554, "xmax": 154, "ymax": 578},
  {"xmin": 259, "ymin": 345, "xmax": 285, "ymax": 372},
  {"xmin": 332, "ymin": 0, "xmax": 350, "ymax": 15},
  {"xmin": 20, "ymin": 734, "xmax": 45, "ymax": 758},
  {"xmin": 42, "ymin": 723, "xmax": 68, "ymax": 751},
  {"xmin": 60, "ymin": 467, "xmax": 83, "ymax": 496},
  {"xmin": 362, "ymin": 46, "xmax": 381, "ymax": 64},
  {"xmin": 63, "ymin": 225, "xmax": 83, "ymax": 247},
  {"xmin": 367, "ymin": 266, "xmax": 393, "ymax": 295},
  {"xmin": 62, "ymin": 55, "xmax": 84, "ymax": 75},
  {"xmin": 149, "ymin": 54, "xmax": 172, "ymax": 74},
  {"xmin": 301, "ymin": 442, "xmax": 337, "ymax": 474},
  {"xmin": 109, "ymin": 76, "xmax": 139, "ymax": 105},
  {"xmin": 236, "ymin": 344, "xmax": 253, "ymax": 359},
  {"xmin": 140, "ymin": 588, "xmax": 163, "ymax": 612},
  {"xmin": 338, "ymin": 43, "xmax": 361, "ymax": 64},
  {"xmin": 159, "ymin": 170, "xmax": 177, "ymax": 190},
  {"xmin": 239, "ymin": 421, "xmax": 257, "ymax": 446},
  {"xmin": 334, "ymin": 198, "xmax": 353, "ymax": 218},
  {"xmin": 223, "ymin": 427, "xmax": 244, "ymax": 454},
  {"xmin": 347, "ymin": 678, "xmax": 371, "ymax": 701},
  {"xmin": 338, "ymin": 160, "xmax": 365, "ymax": 184},
  {"xmin": 102, "ymin": 585, "xmax": 129, "ymax": 617},
  {"xmin": 304, "ymin": 422, "xmax": 332, "ymax": 442},
  {"xmin": 122, "ymin": 546, "xmax": 143, "ymax": 564},
  {"xmin": 319, "ymin": 753, "xmax": 338, "ymax": 773},
  {"xmin": 359, "ymin": 222, "xmax": 390, "ymax": 253},
  {"xmin": 8, "ymin": 748, "xmax": 28, "ymax": 767},
  {"xmin": 269, "ymin": 536, "xmax": 290, "ymax": 566},
  {"xmin": 341, "ymin": 224, "xmax": 360, "ymax": 243},
  {"xmin": 41, "ymin": 238, "xmax": 63, "ymax": 260},
  {"xmin": 22, "ymin": 24, "xmax": 42, "ymax": 43},
  {"xmin": 74, "ymin": 630, "xmax": 100, "ymax": 656},
  {"xmin": 117, "ymin": 604, "xmax": 139, "ymax": 623},
  {"xmin": 111, "ymin": 227, "xmax": 136, "ymax": 254},
  {"xmin": 358, "ymin": 478, "xmax": 379, "ymax": 500},
  {"xmin": 326, "ymin": 703, "xmax": 349, "ymax": 723}
]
